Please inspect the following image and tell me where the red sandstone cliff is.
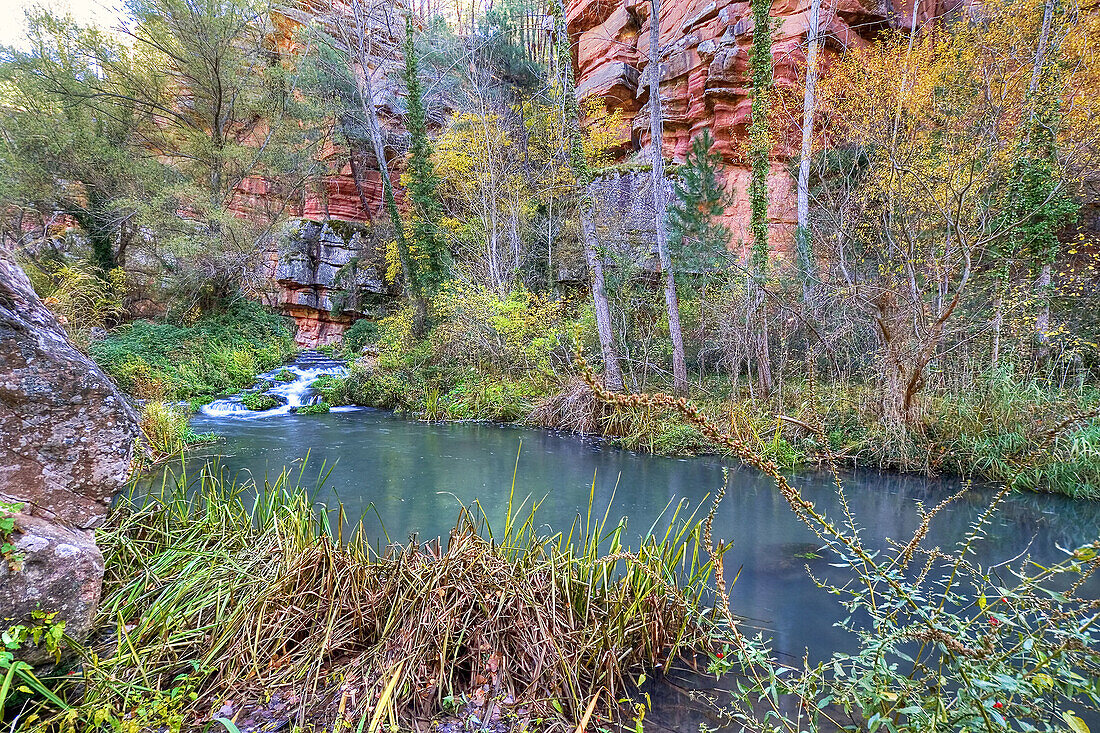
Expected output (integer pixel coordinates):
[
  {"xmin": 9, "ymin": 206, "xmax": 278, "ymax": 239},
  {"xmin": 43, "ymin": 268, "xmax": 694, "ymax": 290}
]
[
  {"xmin": 567, "ymin": 0, "xmax": 930, "ymax": 251},
  {"xmin": 233, "ymin": 0, "xmax": 410, "ymax": 346}
]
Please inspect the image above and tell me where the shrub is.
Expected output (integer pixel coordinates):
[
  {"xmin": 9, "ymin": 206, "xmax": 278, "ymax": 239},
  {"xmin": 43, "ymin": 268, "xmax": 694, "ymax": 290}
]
[
  {"xmin": 22, "ymin": 258, "xmax": 127, "ymax": 346},
  {"xmin": 273, "ymin": 368, "xmax": 296, "ymax": 383},
  {"xmin": 341, "ymin": 318, "xmax": 380, "ymax": 355},
  {"xmin": 137, "ymin": 401, "xmax": 216, "ymax": 461},
  {"xmin": 310, "ymin": 375, "xmax": 348, "ymax": 405},
  {"xmin": 429, "ymin": 281, "xmax": 569, "ymax": 379},
  {"xmin": 240, "ymin": 393, "xmax": 277, "ymax": 411},
  {"xmin": 91, "ymin": 300, "xmax": 294, "ymax": 400}
]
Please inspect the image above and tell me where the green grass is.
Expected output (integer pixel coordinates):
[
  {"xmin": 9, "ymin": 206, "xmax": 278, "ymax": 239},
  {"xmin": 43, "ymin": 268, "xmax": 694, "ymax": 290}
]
[
  {"xmin": 11, "ymin": 462, "xmax": 727, "ymax": 732},
  {"xmin": 90, "ymin": 300, "xmax": 295, "ymax": 401},
  {"xmin": 136, "ymin": 401, "xmax": 218, "ymax": 465}
]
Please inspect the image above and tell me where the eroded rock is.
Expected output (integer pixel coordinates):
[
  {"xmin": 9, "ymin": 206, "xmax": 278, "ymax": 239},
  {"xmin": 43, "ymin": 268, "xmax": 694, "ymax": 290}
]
[
  {"xmin": 0, "ymin": 249, "xmax": 139, "ymax": 655},
  {"xmin": 0, "ymin": 514, "xmax": 104, "ymax": 665},
  {"xmin": 567, "ymin": 0, "xmax": 926, "ymax": 251},
  {"xmin": 0, "ymin": 251, "xmax": 140, "ymax": 529},
  {"xmin": 273, "ymin": 220, "xmax": 393, "ymax": 347}
]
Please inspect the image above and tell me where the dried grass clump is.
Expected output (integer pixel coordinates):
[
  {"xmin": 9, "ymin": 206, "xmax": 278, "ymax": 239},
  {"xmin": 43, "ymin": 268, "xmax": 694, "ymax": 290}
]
[
  {"xmin": 34, "ymin": 462, "xmax": 725, "ymax": 733},
  {"xmin": 527, "ymin": 377, "xmax": 602, "ymax": 434},
  {"xmin": 217, "ymin": 510, "xmax": 714, "ymax": 730}
]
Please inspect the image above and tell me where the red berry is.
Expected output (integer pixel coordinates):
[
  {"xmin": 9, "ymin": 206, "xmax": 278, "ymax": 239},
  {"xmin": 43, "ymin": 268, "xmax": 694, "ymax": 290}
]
[
  {"xmin": 989, "ymin": 617, "xmax": 999, "ymax": 626},
  {"xmin": 716, "ymin": 652, "xmax": 724, "ymax": 659},
  {"xmin": 993, "ymin": 702, "xmax": 1003, "ymax": 709}
]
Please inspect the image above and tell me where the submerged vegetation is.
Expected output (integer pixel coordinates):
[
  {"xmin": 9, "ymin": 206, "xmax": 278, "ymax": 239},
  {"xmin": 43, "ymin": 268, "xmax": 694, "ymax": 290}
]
[{"xmin": 7, "ymin": 463, "xmax": 723, "ymax": 732}]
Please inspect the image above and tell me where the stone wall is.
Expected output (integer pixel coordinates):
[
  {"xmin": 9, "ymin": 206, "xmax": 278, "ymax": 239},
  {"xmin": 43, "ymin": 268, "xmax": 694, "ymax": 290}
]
[
  {"xmin": 273, "ymin": 220, "xmax": 394, "ymax": 347},
  {"xmin": 588, "ymin": 168, "xmax": 659, "ymax": 269},
  {"xmin": 0, "ymin": 249, "xmax": 140, "ymax": 660}
]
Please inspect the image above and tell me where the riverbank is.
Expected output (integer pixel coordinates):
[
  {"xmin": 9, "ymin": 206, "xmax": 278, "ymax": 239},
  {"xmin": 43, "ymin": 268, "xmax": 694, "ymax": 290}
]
[
  {"xmin": 9, "ymin": 465, "xmax": 723, "ymax": 733},
  {"xmin": 85, "ymin": 301, "xmax": 1100, "ymax": 498},
  {"xmin": 312, "ymin": 342, "xmax": 1100, "ymax": 500},
  {"xmin": 12, "ymin": 409, "xmax": 1100, "ymax": 733}
]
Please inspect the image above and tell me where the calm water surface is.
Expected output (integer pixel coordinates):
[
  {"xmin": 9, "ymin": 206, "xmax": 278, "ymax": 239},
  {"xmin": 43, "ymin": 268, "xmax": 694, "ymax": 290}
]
[
  {"xmin": 181, "ymin": 404, "xmax": 1100, "ymax": 729},
  {"xmin": 185, "ymin": 408, "xmax": 1100, "ymax": 655}
]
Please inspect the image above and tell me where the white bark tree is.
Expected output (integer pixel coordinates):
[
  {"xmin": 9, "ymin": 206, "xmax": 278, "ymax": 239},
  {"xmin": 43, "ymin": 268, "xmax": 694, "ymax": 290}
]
[{"xmin": 647, "ymin": 0, "xmax": 688, "ymax": 395}]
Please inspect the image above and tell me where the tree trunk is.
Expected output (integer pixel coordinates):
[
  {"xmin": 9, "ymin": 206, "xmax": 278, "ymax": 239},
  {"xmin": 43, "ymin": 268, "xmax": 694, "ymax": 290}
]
[
  {"xmin": 583, "ymin": 214, "xmax": 625, "ymax": 392},
  {"xmin": 340, "ymin": 0, "xmax": 426, "ymax": 333},
  {"xmin": 552, "ymin": 0, "xmax": 623, "ymax": 391},
  {"xmin": 1035, "ymin": 262, "xmax": 1052, "ymax": 345},
  {"xmin": 795, "ymin": 0, "xmax": 822, "ymax": 306},
  {"xmin": 647, "ymin": 0, "xmax": 688, "ymax": 395}
]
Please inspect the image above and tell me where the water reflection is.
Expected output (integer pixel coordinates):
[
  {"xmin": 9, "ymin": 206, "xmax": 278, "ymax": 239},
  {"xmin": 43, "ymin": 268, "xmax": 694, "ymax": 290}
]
[{"xmin": 178, "ymin": 408, "xmax": 1100, "ymax": 666}]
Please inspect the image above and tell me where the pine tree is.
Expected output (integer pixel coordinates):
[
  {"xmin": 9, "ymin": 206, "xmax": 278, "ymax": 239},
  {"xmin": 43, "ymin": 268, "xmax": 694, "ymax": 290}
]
[
  {"xmin": 403, "ymin": 14, "xmax": 449, "ymax": 293},
  {"xmin": 668, "ymin": 130, "xmax": 731, "ymax": 272}
]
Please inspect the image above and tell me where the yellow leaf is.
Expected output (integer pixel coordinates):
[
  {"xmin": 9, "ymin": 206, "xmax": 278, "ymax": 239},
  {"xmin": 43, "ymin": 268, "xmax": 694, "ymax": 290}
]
[{"xmin": 1063, "ymin": 710, "xmax": 1090, "ymax": 733}]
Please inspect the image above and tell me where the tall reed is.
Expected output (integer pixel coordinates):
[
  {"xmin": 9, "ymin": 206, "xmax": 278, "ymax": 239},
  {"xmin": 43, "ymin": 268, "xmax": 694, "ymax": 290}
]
[{"xmin": 15, "ymin": 459, "xmax": 727, "ymax": 732}]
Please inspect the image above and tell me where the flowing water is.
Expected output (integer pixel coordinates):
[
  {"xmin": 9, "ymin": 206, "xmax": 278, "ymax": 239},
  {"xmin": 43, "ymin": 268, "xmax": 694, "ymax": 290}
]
[
  {"xmin": 177, "ymin": 354, "xmax": 1100, "ymax": 730},
  {"xmin": 200, "ymin": 351, "xmax": 351, "ymax": 417}
]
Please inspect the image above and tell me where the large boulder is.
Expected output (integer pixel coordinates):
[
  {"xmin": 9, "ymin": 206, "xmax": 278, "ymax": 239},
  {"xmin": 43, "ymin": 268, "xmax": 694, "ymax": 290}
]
[
  {"xmin": 0, "ymin": 249, "xmax": 139, "ymax": 657},
  {"xmin": 0, "ymin": 514, "xmax": 104, "ymax": 665}
]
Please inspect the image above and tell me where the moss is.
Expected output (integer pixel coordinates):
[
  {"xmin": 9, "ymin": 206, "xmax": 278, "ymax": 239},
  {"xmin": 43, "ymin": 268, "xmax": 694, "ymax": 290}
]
[
  {"xmin": 324, "ymin": 218, "xmax": 371, "ymax": 243},
  {"xmin": 294, "ymin": 401, "xmax": 331, "ymax": 415},
  {"xmin": 274, "ymin": 369, "xmax": 296, "ymax": 383},
  {"xmin": 241, "ymin": 393, "xmax": 278, "ymax": 411}
]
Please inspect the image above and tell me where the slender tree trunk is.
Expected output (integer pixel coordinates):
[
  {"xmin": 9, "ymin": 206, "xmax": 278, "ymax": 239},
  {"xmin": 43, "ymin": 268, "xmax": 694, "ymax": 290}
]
[
  {"xmin": 341, "ymin": 0, "xmax": 425, "ymax": 332},
  {"xmin": 552, "ymin": 0, "xmax": 623, "ymax": 391},
  {"xmin": 991, "ymin": 289, "xmax": 1004, "ymax": 367},
  {"xmin": 795, "ymin": 0, "xmax": 822, "ymax": 306},
  {"xmin": 583, "ymin": 215, "xmax": 625, "ymax": 391},
  {"xmin": 748, "ymin": 0, "xmax": 774, "ymax": 399},
  {"xmin": 1035, "ymin": 262, "xmax": 1052, "ymax": 344},
  {"xmin": 647, "ymin": 0, "xmax": 688, "ymax": 395}
]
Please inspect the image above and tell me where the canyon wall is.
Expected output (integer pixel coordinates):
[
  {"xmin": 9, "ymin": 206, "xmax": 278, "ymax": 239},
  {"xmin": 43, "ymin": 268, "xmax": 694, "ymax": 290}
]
[
  {"xmin": 242, "ymin": 0, "xmax": 410, "ymax": 346},
  {"xmin": 567, "ymin": 0, "xmax": 928, "ymax": 252},
  {"xmin": 268, "ymin": 220, "xmax": 395, "ymax": 347}
]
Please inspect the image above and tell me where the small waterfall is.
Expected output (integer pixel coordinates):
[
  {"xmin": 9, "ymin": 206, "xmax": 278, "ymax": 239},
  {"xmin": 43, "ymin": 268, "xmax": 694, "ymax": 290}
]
[{"xmin": 200, "ymin": 351, "xmax": 348, "ymax": 418}]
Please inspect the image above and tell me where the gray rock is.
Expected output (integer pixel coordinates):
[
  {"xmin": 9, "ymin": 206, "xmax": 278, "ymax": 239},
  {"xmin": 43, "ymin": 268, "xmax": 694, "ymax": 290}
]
[
  {"xmin": 0, "ymin": 513, "xmax": 104, "ymax": 665},
  {"xmin": 0, "ymin": 249, "xmax": 138, "ymax": 658},
  {"xmin": 0, "ymin": 250, "xmax": 140, "ymax": 529}
]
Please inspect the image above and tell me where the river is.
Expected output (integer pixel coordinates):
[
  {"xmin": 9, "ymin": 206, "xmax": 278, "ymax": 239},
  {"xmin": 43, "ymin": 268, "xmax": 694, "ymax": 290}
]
[{"xmin": 180, "ymin": 355, "xmax": 1100, "ymax": 730}]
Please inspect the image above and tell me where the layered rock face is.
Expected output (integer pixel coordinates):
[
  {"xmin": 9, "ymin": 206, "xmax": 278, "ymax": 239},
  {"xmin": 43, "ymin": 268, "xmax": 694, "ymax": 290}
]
[
  {"xmin": 0, "ymin": 249, "xmax": 140, "ymax": 659},
  {"xmin": 273, "ymin": 220, "xmax": 394, "ymax": 347},
  {"xmin": 233, "ymin": 0, "xmax": 411, "ymax": 346},
  {"xmin": 567, "ymin": 0, "xmax": 907, "ymax": 251}
]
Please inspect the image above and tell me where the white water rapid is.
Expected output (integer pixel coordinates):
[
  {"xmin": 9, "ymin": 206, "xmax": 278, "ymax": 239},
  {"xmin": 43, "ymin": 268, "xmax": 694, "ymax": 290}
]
[{"xmin": 200, "ymin": 351, "xmax": 349, "ymax": 418}]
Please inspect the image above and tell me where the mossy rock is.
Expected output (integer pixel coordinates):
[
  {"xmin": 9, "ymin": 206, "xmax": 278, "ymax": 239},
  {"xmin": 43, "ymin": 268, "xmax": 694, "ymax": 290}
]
[
  {"xmin": 292, "ymin": 401, "xmax": 331, "ymax": 415},
  {"xmin": 273, "ymin": 368, "xmax": 296, "ymax": 383},
  {"xmin": 241, "ymin": 393, "xmax": 278, "ymax": 411}
]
